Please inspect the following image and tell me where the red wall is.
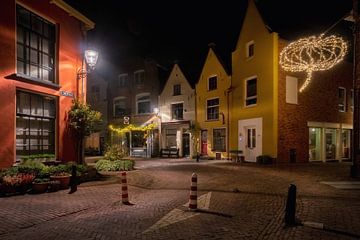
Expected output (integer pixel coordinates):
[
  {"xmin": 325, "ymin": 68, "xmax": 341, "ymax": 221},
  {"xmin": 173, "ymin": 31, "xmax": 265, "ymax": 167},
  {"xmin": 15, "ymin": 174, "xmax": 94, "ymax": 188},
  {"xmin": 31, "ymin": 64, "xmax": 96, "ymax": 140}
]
[
  {"xmin": 0, "ymin": 0, "xmax": 86, "ymax": 168},
  {"xmin": 277, "ymin": 39, "xmax": 353, "ymax": 163}
]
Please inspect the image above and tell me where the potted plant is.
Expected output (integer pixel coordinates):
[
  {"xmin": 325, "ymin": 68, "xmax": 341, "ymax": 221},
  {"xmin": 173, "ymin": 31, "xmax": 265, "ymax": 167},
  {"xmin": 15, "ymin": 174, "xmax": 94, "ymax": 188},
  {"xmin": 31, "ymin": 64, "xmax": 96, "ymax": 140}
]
[
  {"xmin": 32, "ymin": 178, "xmax": 50, "ymax": 193},
  {"xmin": 50, "ymin": 172, "xmax": 71, "ymax": 190}
]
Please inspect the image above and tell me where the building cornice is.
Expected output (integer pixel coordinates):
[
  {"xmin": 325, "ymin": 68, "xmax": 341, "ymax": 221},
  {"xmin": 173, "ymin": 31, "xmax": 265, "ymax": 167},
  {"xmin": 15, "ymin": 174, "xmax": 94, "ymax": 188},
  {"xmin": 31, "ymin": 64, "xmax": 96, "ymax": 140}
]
[{"xmin": 50, "ymin": 0, "xmax": 95, "ymax": 30}]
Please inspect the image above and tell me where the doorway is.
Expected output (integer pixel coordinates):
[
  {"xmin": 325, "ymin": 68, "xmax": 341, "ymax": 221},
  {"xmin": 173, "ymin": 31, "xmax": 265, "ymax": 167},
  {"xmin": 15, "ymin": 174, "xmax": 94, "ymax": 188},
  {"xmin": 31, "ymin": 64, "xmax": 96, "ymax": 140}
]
[
  {"xmin": 201, "ymin": 130, "xmax": 208, "ymax": 155},
  {"xmin": 182, "ymin": 133, "xmax": 190, "ymax": 157}
]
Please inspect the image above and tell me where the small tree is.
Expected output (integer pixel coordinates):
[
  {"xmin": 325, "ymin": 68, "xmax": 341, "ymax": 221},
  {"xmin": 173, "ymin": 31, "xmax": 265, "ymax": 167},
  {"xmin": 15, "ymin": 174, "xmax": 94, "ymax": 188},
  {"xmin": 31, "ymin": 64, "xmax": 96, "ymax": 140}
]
[{"xmin": 68, "ymin": 99, "xmax": 102, "ymax": 164}]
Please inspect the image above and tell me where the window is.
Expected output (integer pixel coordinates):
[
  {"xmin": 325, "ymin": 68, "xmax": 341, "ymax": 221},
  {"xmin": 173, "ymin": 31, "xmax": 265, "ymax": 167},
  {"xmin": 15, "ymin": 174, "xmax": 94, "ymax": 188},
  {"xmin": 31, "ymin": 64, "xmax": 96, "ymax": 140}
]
[
  {"xmin": 134, "ymin": 70, "xmax": 145, "ymax": 85},
  {"xmin": 91, "ymin": 85, "xmax": 100, "ymax": 102},
  {"xmin": 208, "ymin": 76, "xmax": 217, "ymax": 90},
  {"xmin": 113, "ymin": 97, "xmax": 126, "ymax": 117},
  {"xmin": 166, "ymin": 129, "xmax": 177, "ymax": 148},
  {"xmin": 137, "ymin": 93, "xmax": 150, "ymax": 114},
  {"xmin": 286, "ymin": 76, "xmax": 298, "ymax": 104},
  {"xmin": 132, "ymin": 131, "xmax": 145, "ymax": 147},
  {"xmin": 247, "ymin": 128, "xmax": 256, "ymax": 149},
  {"xmin": 338, "ymin": 87, "xmax": 346, "ymax": 112},
  {"xmin": 350, "ymin": 89, "xmax": 354, "ymax": 112},
  {"xmin": 213, "ymin": 128, "xmax": 226, "ymax": 152},
  {"xmin": 207, "ymin": 98, "xmax": 219, "ymax": 120},
  {"xmin": 16, "ymin": 91, "xmax": 56, "ymax": 161},
  {"xmin": 171, "ymin": 103, "xmax": 183, "ymax": 120},
  {"xmin": 118, "ymin": 74, "xmax": 128, "ymax": 87},
  {"xmin": 16, "ymin": 5, "xmax": 55, "ymax": 82},
  {"xmin": 245, "ymin": 78, "xmax": 257, "ymax": 106},
  {"xmin": 246, "ymin": 41, "xmax": 254, "ymax": 58},
  {"xmin": 173, "ymin": 84, "xmax": 181, "ymax": 95}
]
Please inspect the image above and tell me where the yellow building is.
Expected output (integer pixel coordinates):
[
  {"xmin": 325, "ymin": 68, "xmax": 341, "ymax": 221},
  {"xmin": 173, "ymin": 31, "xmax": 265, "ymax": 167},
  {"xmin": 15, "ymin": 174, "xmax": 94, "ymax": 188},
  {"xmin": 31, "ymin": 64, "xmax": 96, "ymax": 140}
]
[
  {"xmin": 196, "ymin": 44, "xmax": 231, "ymax": 159},
  {"xmin": 230, "ymin": 0, "xmax": 279, "ymax": 162}
]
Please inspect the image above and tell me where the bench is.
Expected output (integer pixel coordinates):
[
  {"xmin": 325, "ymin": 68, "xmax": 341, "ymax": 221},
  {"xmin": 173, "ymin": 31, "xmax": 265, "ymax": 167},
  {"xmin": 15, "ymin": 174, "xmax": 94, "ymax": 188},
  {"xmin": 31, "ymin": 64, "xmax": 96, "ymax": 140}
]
[
  {"xmin": 229, "ymin": 150, "xmax": 244, "ymax": 162},
  {"xmin": 160, "ymin": 148, "xmax": 179, "ymax": 158}
]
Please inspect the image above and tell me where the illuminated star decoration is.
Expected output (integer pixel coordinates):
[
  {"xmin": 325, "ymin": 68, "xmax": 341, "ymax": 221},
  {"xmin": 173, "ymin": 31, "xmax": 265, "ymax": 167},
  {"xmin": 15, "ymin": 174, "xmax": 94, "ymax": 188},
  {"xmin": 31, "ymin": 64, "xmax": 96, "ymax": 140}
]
[{"xmin": 280, "ymin": 34, "xmax": 347, "ymax": 92}]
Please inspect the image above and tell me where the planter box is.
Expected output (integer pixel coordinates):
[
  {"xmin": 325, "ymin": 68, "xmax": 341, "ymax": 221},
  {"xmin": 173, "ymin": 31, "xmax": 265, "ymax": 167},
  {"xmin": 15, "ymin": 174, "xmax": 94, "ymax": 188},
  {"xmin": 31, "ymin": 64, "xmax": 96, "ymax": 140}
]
[
  {"xmin": 32, "ymin": 182, "xmax": 49, "ymax": 193},
  {"xmin": 50, "ymin": 175, "xmax": 70, "ymax": 190}
]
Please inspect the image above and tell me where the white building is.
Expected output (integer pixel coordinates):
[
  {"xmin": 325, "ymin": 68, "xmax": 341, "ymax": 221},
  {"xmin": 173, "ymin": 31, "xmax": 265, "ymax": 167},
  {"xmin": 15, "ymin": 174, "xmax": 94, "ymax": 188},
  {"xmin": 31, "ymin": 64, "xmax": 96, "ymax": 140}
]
[{"xmin": 159, "ymin": 64, "xmax": 196, "ymax": 157}]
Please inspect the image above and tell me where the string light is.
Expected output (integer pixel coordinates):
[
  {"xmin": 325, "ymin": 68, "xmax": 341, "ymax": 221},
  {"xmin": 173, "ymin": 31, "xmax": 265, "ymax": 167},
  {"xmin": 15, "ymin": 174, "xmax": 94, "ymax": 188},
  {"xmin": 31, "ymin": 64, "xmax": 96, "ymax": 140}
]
[
  {"xmin": 109, "ymin": 123, "xmax": 157, "ymax": 135},
  {"xmin": 279, "ymin": 34, "xmax": 347, "ymax": 92}
]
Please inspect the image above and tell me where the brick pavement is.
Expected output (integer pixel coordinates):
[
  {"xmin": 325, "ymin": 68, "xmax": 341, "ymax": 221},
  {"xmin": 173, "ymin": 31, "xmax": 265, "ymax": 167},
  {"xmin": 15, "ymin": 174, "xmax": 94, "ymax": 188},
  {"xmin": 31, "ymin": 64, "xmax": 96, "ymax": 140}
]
[{"xmin": 0, "ymin": 160, "xmax": 359, "ymax": 239}]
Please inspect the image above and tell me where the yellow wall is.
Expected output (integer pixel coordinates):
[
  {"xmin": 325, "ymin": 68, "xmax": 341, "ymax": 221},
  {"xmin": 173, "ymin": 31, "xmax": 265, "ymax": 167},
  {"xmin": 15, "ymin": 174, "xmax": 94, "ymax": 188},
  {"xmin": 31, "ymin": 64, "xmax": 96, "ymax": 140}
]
[
  {"xmin": 230, "ymin": 0, "xmax": 278, "ymax": 158},
  {"xmin": 196, "ymin": 48, "xmax": 231, "ymax": 158}
]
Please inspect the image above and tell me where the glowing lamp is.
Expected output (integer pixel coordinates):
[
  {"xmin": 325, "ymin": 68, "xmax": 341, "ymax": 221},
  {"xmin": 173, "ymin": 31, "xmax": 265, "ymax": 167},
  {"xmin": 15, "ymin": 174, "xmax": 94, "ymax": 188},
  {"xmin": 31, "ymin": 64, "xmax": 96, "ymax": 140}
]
[{"xmin": 84, "ymin": 49, "xmax": 99, "ymax": 70}]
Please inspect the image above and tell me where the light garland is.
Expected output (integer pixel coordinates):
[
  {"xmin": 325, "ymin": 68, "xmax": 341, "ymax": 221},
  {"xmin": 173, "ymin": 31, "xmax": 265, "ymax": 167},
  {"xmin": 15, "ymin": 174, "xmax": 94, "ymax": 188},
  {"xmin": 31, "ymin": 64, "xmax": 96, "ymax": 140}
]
[
  {"xmin": 279, "ymin": 34, "xmax": 347, "ymax": 92},
  {"xmin": 109, "ymin": 123, "xmax": 157, "ymax": 135}
]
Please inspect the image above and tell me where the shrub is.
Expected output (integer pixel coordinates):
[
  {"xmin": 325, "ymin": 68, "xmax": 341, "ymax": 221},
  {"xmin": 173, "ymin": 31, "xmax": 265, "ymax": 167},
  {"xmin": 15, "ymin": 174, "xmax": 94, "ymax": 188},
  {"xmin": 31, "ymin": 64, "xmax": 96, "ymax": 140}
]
[
  {"xmin": 95, "ymin": 159, "xmax": 134, "ymax": 171},
  {"xmin": 104, "ymin": 145, "xmax": 126, "ymax": 161},
  {"xmin": 0, "ymin": 173, "xmax": 35, "ymax": 195}
]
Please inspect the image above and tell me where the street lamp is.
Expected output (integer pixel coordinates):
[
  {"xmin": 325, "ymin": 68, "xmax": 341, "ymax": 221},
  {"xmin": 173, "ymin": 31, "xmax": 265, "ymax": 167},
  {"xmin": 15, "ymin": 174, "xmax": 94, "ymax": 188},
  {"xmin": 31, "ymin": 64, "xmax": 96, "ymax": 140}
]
[{"xmin": 77, "ymin": 49, "xmax": 99, "ymax": 101}]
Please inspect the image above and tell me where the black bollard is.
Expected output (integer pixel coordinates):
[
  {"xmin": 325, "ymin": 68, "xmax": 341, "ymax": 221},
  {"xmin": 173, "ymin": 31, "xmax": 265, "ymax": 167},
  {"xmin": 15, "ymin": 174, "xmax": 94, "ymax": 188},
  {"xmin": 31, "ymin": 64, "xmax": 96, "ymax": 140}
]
[
  {"xmin": 196, "ymin": 153, "xmax": 200, "ymax": 162},
  {"xmin": 68, "ymin": 165, "xmax": 78, "ymax": 194},
  {"xmin": 285, "ymin": 184, "xmax": 297, "ymax": 226}
]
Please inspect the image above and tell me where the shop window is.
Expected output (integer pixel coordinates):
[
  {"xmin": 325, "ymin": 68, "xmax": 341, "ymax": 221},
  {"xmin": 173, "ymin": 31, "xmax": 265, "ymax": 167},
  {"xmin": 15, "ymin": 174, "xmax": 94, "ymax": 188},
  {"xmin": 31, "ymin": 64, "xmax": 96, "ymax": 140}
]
[
  {"xmin": 342, "ymin": 129, "xmax": 351, "ymax": 159},
  {"xmin": 325, "ymin": 128, "xmax": 337, "ymax": 160},
  {"xmin": 166, "ymin": 129, "xmax": 177, "ymax": 148},
  {"xmin": 309, "ymin": 127, "xmax": 321, "ymax": 161},
  {"xmin": 213, "ymin": 128, "xmax": 226, "ymax": 152}
]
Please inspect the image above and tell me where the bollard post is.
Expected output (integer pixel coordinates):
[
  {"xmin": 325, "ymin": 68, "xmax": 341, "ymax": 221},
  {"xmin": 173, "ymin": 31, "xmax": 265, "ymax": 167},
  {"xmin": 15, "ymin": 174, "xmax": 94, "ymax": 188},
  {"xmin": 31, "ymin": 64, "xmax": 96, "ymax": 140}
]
[
  {"xmin": 285, "ymin": 184, "xmax": 297, "ymax": 226},
  {"xmin": 121, "ymin": 171, "xmax": 130, "ymax": 205},
  {"xmin": 68, "ymin": 165, "xmax": 78, "ymax": 194},
  {"xmin": 196, "ymin": 153, "xmax": 200, "ymax": 162},
  {"xmin": 189, "ymin": 173, "xmax": 197, "ymax": 210}
]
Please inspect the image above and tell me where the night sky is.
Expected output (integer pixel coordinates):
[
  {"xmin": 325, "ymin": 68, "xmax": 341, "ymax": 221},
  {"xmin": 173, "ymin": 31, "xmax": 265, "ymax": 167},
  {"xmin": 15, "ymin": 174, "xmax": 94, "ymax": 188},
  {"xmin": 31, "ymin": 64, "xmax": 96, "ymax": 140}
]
[{"xmin": 65, "ymin": 0, "xmax": 353, "ymax": 84}]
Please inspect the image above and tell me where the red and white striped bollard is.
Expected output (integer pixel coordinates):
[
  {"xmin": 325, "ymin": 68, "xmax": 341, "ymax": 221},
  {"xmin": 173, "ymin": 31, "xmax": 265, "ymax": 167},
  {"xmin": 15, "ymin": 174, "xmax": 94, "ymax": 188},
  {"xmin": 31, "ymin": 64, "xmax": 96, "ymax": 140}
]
[
  {"xmin": 189, "ymin": 173, "xmax": 197, "ymax": 210},
  {"xmin": 121, "ymin": 171, "xmax": 130, "ymax": 204}
]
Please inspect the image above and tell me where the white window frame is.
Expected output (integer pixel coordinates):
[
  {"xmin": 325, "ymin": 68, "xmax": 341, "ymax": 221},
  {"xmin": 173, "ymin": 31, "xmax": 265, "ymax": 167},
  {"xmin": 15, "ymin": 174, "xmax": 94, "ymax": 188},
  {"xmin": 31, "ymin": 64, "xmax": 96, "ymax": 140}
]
[
  {"xmin": 136, "ymin": 92, "xmax": 150, "ymax": 114},
  {"xmin": 207, "ymin": 75, "xmax": 217, "ymax": 91},
  {"xmin": 206, "ymin": 97, "xmax": 220, "ymax": 121},
  {"xmin": 338, "ymin": 87, "xmax": 346, "ymax": 112},
  {"xmin": 246, "ymin": 40, "xmax": 255, "ymax": 59},
  {"xmin": 118, "ymin": 73, "xmax": 128, "ymax": 87},
  {"xmin": 244, "ymin": 76, "xmax": 257, "ymax": 107},
  {"xmin": 113, "ymin": 96, "xmax": 126, "ymax": 117},
  {"xmin": 134, "ymin": 69, "xmax": 145, "ymax": 85}
]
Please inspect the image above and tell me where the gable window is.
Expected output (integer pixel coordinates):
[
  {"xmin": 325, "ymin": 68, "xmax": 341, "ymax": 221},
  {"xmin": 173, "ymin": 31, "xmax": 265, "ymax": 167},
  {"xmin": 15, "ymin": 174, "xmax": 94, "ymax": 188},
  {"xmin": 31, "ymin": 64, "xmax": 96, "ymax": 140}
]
[
  {"xmin": 338, "ymin": 87, "xmax": 346, "ymax": 112},
  {"xmin": 113, "ymin": 97, "xmax": 126, "ymax": 117},
  {"xmin": 118, "ymin": 74, "xmax": 128, "ymax": 87},
  {"xmin": 350, "ymin": 89, "xmax": 354, "ymax": 112},
  {"xmin": 16, "ymin": 91, "xmax": 56, "ymax": 162},
  {"xmin": 208, "ymin": 76, "xmax": 217, "ymax": 91},
  {"xmin": 173, "ymin": 84, "xmax": 181, "ymax": 96},
  {"xmin": 213, "ymin": 128, "xmax": 226, "ymax": 152},
  {"xmin": 137, "ymin": 93, "xmax": 150, "ymax": 114},
  {"xmin": 134, "ymin": 70, "xmax": 145, "ymax": 85},
  {"xmin": 17, "ymin": 5, "xmax": 56, "ymax": 82},
  {"xmin": 245, "ymin": 77, "xmax": 257, "ymax": 106},
  {"xmin": 171, "ymin": 103, "xmax": 183, "ymax": 120},
  {"xmin": 246, "ymin": 41, "xmax": 255, "ymax": 58},
  {"xmin": 207, "ymin": 98, "xmax": 219, "ymax": 120}
]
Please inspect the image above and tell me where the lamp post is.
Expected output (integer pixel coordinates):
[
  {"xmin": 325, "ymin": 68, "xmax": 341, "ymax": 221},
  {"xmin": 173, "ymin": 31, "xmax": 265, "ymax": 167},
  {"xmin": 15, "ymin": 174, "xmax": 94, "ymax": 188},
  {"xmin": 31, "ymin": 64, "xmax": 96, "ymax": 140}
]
[{"xmin": 77, "ymin": 49, "xmax": 99, "ymax": 101}]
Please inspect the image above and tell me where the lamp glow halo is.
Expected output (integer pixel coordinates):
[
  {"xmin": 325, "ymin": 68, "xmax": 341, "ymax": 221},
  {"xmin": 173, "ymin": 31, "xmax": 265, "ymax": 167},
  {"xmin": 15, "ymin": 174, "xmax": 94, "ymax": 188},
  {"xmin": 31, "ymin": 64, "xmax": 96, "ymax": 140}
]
[{"xmin": 280, "ymin": 34, "xmax": 347, "ymax": 92}]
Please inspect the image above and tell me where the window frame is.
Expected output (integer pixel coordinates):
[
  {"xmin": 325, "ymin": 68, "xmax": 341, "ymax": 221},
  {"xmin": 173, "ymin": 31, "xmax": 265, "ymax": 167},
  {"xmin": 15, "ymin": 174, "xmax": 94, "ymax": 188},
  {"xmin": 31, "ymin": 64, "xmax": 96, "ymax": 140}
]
[
  {"xmin": 208, "ymin": 75, "xmax": 217, "ymax": 91},
  {"xmin": 173, "ymin": 84, "xmax": 181, "ymax": 96},
  {"xmin": 118, "ymin": 73, "xmax": 128, "ymax": 88},
  {"xmin": 171, "ymin": 102, "xmax": 184, "ymax": 120},
  {"xmin": 246, "ymin": 40, "xmax": 255, "ymax": 59},
  {"xmin": 113, "ymin": 96, "xmax": 126, "ymax": 117},
  {"xmin": 338, "ymin": 87, "xmax": 346, "ymax": 112},
  {"xmin": 136, "ymin": 93, "xmax": 151, "ymax": 114},
  {"xmin": 206, "ymin": 97, "xmax": 220, "ymax": 121},
  {"xmin": 213, "ymin": 128, "xmax": 226, "ymax": 152},
  {"xmin": 245, "ymin": 76, "xmax": 257, "ymax": 107},
  {"xmin": 134, "ymin": 69, "xmax": 145, "ymax": 85},
  {"xmin": 16, "ymin": 4, "xmax": 56, "ymax": 83}
]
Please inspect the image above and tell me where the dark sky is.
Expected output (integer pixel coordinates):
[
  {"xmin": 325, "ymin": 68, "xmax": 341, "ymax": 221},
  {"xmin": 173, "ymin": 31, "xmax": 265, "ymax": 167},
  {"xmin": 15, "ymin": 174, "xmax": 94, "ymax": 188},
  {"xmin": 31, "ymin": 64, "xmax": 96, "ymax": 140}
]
[{"xmin": 65, "ymin": 0, "xmax": 353, "ymax": 82}]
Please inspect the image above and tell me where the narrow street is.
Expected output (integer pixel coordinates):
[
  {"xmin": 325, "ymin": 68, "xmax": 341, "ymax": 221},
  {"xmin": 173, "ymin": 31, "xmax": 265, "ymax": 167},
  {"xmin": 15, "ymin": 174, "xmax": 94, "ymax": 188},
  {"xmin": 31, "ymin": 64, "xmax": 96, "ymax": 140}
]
[{"xmin": 0, "ymin": 159, "xmax": 359, "ymax": 239}]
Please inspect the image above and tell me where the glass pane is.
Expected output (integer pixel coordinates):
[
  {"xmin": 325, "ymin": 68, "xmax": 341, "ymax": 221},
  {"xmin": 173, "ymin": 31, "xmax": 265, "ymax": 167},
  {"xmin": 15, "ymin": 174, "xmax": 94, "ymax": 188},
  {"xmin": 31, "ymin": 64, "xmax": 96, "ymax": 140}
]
[
  {"xmin": 30, "ymin": 64, "xmax": 38, "ymax": 78},
  {"xmin": 17, "ymin": 60, "xmax": 25, "ymax": 74},
  {"xmin": 247, "ymin": 79, "xmax": 257, "ymax": 97},
  {"xmin": 17, "ymin": 7, "xmax": 30, "ymax": 27},
  {"xmin": 42, "ymin": 69, "xmax": 49, "ymax": 81},
  {"xmin": 251, "ymin": 129, "xmax": 256, "ymax": 148},
  {"xmin": 30, "ymin": 33, "xmax": 38, "ymax": 49},
  {"xmin": 17, "ymin": 28, "xmax": 24, "ymax": 43},
  {"xmin": 43, "ymin": 98, "xmax": 55, "ymax": 117},
  {"xmin": 342, "ymin": 129, "xmax": 351, "ymax": 159},
  {"xmin": 42, "ymin": 39, "xmax": 49, "ymax": 53},
  {"xmin": 31, "ymin": 95, "xmax": 43, "ymax": 116},
  {"xmin": 17, "ymin": 44, "xmax": 24, "ymax": 60},
  {"xmin": 30, "ymin": 49, "xmax": 38, "ymax": 63},
  {"xmin": 32, "ymin": 16, "xmax": 42, "ymax": 33},
  {"xmin": 42, "ymin": 54, "xmax": 49, "ymax": 67},
  {"xmin": 17, "ymin": 92, "xmax": 30, "ymax": 115},
  {"xmin": 138, "ymin": 101, "xmax": 150, "ymax": 113},
  {"xmin": 325, "ymin": 128, "xmax": 336, "ymax": 160}
]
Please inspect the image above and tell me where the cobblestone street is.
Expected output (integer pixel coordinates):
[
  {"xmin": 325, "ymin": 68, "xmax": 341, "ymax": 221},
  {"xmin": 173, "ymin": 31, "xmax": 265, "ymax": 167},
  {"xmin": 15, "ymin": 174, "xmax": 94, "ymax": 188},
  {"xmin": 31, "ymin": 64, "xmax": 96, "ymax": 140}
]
[{"xmin": 0, "ymin": 159, "xmax": 359, "ymax": 239}]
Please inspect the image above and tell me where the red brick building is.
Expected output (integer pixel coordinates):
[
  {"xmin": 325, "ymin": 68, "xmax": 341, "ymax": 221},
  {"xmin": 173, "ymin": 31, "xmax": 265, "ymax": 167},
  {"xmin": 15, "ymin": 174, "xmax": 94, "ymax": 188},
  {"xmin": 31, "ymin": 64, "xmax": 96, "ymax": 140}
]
[{"xmin": 0, "ymin": 0, "xmax": 94, "ymax": 168}]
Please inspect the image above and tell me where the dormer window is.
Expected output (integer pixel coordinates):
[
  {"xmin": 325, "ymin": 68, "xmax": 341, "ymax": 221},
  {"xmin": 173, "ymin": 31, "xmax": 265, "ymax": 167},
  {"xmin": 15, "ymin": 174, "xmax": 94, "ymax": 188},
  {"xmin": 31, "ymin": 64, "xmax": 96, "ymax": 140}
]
[
  {"xmin": 246, "ymin": 41, "xmax": 254, "ymax": 59},
  {"xmin": 173, "ymin": 84, "xmax": 181, "ymax": 96},
  {"xmin": 208, "ymin": 76, "xmax": 217, "ymax": 91}
]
